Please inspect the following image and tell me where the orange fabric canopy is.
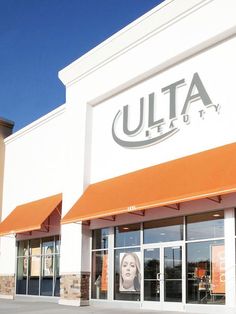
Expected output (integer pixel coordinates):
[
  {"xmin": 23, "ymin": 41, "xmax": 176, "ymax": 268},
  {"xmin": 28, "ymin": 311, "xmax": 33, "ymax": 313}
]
[
  {"xmin": 62, "ymin": 143, "xmax": 236, "ymax": 224},
  {"xmin": 0, "ymin": 194, "xmax": 62, "ymax": 236}
]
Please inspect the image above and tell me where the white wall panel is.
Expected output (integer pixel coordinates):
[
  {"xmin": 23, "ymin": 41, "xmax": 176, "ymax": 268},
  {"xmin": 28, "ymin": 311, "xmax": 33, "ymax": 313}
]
[
  {"xmin": 2, "ymin": 106, "xmax": 66, "ymax": 219},
  {"xmin": 0, "ymin": 106, "xmax": 65, "ymax": 274},
  {"xmin": 90, "ymin": 36, "xmax": 236, "ymax": 182}
]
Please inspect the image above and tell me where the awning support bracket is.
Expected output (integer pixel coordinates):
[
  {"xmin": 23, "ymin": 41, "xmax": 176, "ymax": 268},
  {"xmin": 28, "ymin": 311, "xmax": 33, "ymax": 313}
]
[
  {"xmin": 207, "ymin": 195, "xmax": 222, "ymax": 204},
  {"xmin": 40, "ymin": 216, "xmax": 50, "ymax": 233},
  {"xmin": 99, "ymin": 215, "xmax": 116, "ymax": 221},
  {"xmin": 164, "ymin": 204, "xmax": 180, "ymax": 210},
  {"xmin": 129, "ymin": 210, "xmax": 145, "ymax": 216},
  {"xmin": 40, "ymin": 228, "xmax": 49, "ymax": 233},
  {"xmin": 19, "ymin": 231, "xmax": 32, "ymax": 236},
  {"xmin": 82, "ymin": 220, "xmax": 90, "ymax": 226},
  {"xmin": 55, "ymin": 205, "xmax": 62, "ymax": 217}
]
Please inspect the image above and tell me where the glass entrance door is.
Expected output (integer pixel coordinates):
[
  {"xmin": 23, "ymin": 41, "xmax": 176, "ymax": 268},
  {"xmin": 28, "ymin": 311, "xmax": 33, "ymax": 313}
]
[
  {"xmin": 164, "ymin": 246, "xmax": 182, "ymax": 303},
  {"xmin": 143, "ymin": 244, "xmax": 183, "ymax": 310},
  {"xmin": 144, "ymin": 248, "xmax": 160, "ymax": 302}
]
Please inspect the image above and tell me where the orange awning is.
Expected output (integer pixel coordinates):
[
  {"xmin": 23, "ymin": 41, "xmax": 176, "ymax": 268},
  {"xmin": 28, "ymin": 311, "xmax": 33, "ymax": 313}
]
[
  {"xmin": 0, "ymin": 194, "xmax": 62, "ymax": 236},
  {"xmin": 62, "ymin": 143, "xmax": 236, "ymax": 224}
]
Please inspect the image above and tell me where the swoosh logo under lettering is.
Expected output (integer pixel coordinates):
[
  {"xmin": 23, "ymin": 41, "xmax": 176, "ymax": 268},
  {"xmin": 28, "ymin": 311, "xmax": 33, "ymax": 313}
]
[{"xmin": 112, "ymin": 111, "xmax": 179, "ymax": 148}]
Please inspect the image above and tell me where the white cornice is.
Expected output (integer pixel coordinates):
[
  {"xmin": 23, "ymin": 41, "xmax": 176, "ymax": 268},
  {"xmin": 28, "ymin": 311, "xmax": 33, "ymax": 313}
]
[
  {"xmin": 4, "ymin": 104, "xmax": 66, "ymax": 144},
  {"xmin": 58, "ymin": 0, "xmax": 215, "ymax": 86}
]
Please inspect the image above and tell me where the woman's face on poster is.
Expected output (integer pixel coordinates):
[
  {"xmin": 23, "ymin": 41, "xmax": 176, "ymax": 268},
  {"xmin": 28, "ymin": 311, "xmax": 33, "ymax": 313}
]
[
  {"xmin": 23, "ymin": 256, "xmax": 27, "ymax": 272},
  {"xmin": 23, "ymin": 249, "xmax": 28, "ymax": 273},
  {"xmin": 45, "ymin": 247, "xmax": 53, "ymax": 270},
  {"xmin": 121, "ymin": 254, "xmax": 137, "ymax": 283}
]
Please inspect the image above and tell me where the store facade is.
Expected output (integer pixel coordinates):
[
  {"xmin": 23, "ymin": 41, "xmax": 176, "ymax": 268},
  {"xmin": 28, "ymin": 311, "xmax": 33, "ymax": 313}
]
[{"xmin": 1, "ymin": 0, "xmax": 236, "ymax": 313}]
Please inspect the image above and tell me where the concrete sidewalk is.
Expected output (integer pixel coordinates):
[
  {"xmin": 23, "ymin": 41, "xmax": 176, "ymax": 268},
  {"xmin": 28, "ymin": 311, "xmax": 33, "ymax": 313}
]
[{"xmin": 0, "ymin": 299, "xmax": 201, "ymax": 314}]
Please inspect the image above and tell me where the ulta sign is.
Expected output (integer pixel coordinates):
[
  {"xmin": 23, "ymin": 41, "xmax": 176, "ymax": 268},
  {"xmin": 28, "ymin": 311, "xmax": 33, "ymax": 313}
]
[{"xmin": 112, "ymin": 73, "xmax": 220, "ymax": 148}]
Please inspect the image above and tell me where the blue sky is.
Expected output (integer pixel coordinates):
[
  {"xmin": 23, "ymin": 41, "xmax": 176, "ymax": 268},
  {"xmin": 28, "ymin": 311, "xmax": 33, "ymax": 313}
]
[{"xmin": 0, "ymin": 0, "xmax": 164, "ymax": 132}]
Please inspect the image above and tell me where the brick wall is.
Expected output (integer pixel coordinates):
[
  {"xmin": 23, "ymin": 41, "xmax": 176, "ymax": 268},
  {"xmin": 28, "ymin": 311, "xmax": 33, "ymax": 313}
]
[
  {"xmin": 60, "ymin": 272, "xmax": 90, "ymax": 304},
  {"xmin": 0, "ymin": 275, "xmax": 15, "ymax": 297}
]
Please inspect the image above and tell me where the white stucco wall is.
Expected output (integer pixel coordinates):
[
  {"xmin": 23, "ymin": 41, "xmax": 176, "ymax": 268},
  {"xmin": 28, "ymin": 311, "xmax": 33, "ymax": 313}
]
[
  {"xmin": 90, "ymin": 35, "xmax": 235, "ymax": 182},
  {"xmin": 58, "ymin": 0, "xmax": 236, "ymax": 277},
  {"xmin": 59, "ymin": 0, "xmax": 236, "ymax": 189},
  {"xmin": 0, "ymin": 105, "xmax": 66, "ymax": 275},
  {"xmin": 1, "ymin": 0, "xmax": 236, "ymax": 301}
]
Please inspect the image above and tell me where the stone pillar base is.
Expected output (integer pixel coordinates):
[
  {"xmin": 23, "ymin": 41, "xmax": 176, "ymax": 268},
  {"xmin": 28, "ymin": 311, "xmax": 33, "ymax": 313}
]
[
  {"xmin": 0, "ymin": 275, "xmax": 15, "ymax": 298},
  {"xmin": 0, "ymin": 294, "xmax": 14, "ymax": 299},
  {"xmin": 58, "ymin": 299, "xmax": 81, "ymax": 306},
  {"xmin": 60, "ymin": 272, "xmax": 90, "ymax": 306}
]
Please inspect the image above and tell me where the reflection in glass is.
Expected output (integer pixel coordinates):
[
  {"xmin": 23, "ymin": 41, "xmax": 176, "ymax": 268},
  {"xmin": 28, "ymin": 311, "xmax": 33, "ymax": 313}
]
[
  {"xmin": 187, "ymin": 240, "xmax": 225, "ymax": 304},
  {"xmin": 144, "ymin": 248, "xmax": 160, "ymax": 301},
  {"xmin": 54, "ymin": 254, "xmax": 60, "ymax": 296},
  {"xmin": 165, "ymin": 281, "xmax": 182, "ymax": 302},
  {"xmin": 41, "ymin": 254, "xmax": 54, "ymax": 296},
  {"xmin": 22, "ymin": 248, "xmax": 29, "ymax": 277},
  {"xmin": 28, "ymin": 255, "xmax": 40, "ymax": 295},
  {"xmin": 55, "ymin": 236, "xmax": 60, "ymax": 254},
  {"xmin": 92, "ymin": 228, "xmax": 109, "ymax": 250},
  {"xmin": 17, "ymin": 241, "xmax": 28, "ymax": 257},
  {"xmin": 115, "ymin": 224, "xmax": 140, "ymax": 247},
  {"xmin": 164, "ymin": 247, "xmax": 182, "ymax": 302},
  {"xmin": 16, "ymin": 257, "xmax": 27, "ymax": 294},
  {"xmin": 144, "ymin": 217, "xmax": 183, "ymax": 244},
  {"xmin": 186, "ymin": 211, "xmax": 224, "ymax": 240},
  {"xmin": 16, "ymin": 236, "xmax": 60, "ymax": 297},
  {"xmin": 114, "ymin": 248, "xmax": 140, "ymax": 301},
  {"xmin": 91, "ymin": 251, "xmax": 108, "ymax": 299},
  {"xmin": 41, "ymin": 270, "xmax": 53, "ymax": 296},
  {"xmin": 30, "ymin": 239, "xmax": 41, "ymax": 256},
  {"xmin": 29, "ymin": 255, "xmax": 40, "ymax": 276}
]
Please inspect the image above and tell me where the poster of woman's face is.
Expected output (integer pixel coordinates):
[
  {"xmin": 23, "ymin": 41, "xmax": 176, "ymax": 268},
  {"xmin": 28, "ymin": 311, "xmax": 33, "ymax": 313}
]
[
  {"xmin": 119, "ymin": 252, "xmax": 141, "ymax": 292},
  {"xmin": 43, "ymin": 246, "xmax": 53, "ymax": 276},
  {"xmin": 23, "ymin": 248, "xmax": 28, "ymax": 276}
]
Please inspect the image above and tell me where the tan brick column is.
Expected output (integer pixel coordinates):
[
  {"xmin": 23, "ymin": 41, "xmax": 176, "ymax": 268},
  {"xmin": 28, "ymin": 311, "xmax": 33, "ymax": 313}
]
[
  {"xmin": 60, "ymin": 272, "xmax": 90, "ymax": 305},
  {"xmin": 59, "ymin": 224, "xmax": 91, "ymax": 306}
]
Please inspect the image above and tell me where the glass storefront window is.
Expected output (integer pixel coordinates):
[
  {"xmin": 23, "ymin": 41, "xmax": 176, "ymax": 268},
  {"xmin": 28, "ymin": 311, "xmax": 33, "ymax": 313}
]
[
  {"xmin": 186, "ymin": 211, "xmax": 224, "ymax": 241},
  {"xmin": 91, "ymin": 251, "xmax": 108, "ymax": 299},
  {"xmin": 16, "ymin": 236, "xmax": 60, "ymax": 296},
  {"xmin": 54, "ymin": 254, "xmax": 60, "ymax": 296},
  {"xmin": 114, "ymin": 248, "xmax": 141, "ymax": 301},
  {"xmin": 28, "ymin": 239, "xmax": 41, "ymax": 295},
  {"xmin": 16, "ymin": 257, "xmax": 27, "ymax": 294},
  {"xmin": 42, "ymin": 237, "xmax": 54, "ymax": 255},
  {"xmin": 115, "ymin": 223, "xmax": 140, "ymax": 247},
  {"xmin": 55, "ymin": 236, "xmax": 60, "ymax": 254},
  {"xmin": 41, "ymin": 253, "xmax": 54, "ymax": 296},
  {"xmin": 29, "ymin": 239, "xmax": 41, "ymax": 255},
  {"xmin": 91, "ymin": 228, "xmax": 108, "ymax": 300},
  {"xmin": 90, "ymin": 212, "xmax": 226, "ymax": 306},
  {"xmin": 144, "ymin": 217, "xmax": 183, "ymax": 244},
  {"xmin": 92, "ymin": 228, "xmax": 109, "ymax": 250},
  {"xmin": 186, "ymin": 240, "xmax": 225, "ymax": 304},
  {"xmin": 17, "ymin": 240, "xmax": 28, "ymax": 257}
]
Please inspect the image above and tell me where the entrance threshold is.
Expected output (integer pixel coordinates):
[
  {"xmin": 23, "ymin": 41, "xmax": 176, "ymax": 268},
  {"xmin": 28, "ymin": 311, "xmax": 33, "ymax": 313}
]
[
  {"xmin": 90, "ymin": 299, "xmax": 141, "ymax": 309},
  {"xmin": 185, "ymin": 304, "xmax": 229, "ymax": 314},
  {"xmin": 15, "ymin": 294, "xmax": 59, "ymax": 303}
]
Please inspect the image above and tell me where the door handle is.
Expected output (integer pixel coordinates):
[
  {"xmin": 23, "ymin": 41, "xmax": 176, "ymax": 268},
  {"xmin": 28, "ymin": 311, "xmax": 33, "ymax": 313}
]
[{"xmin": 157, "ymin": 273, "xmax": 164, "ymax": 281}]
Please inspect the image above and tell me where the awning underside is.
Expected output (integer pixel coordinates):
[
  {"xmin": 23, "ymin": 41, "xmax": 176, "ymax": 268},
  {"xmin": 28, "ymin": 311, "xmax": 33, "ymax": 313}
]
[
  {"xmin": 0, "ymin": 194, "xmax": 62, "ymax": 236},
  {"xmin": 62, "ymin": 143, "xmax": 236, "ymax": 224}
]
